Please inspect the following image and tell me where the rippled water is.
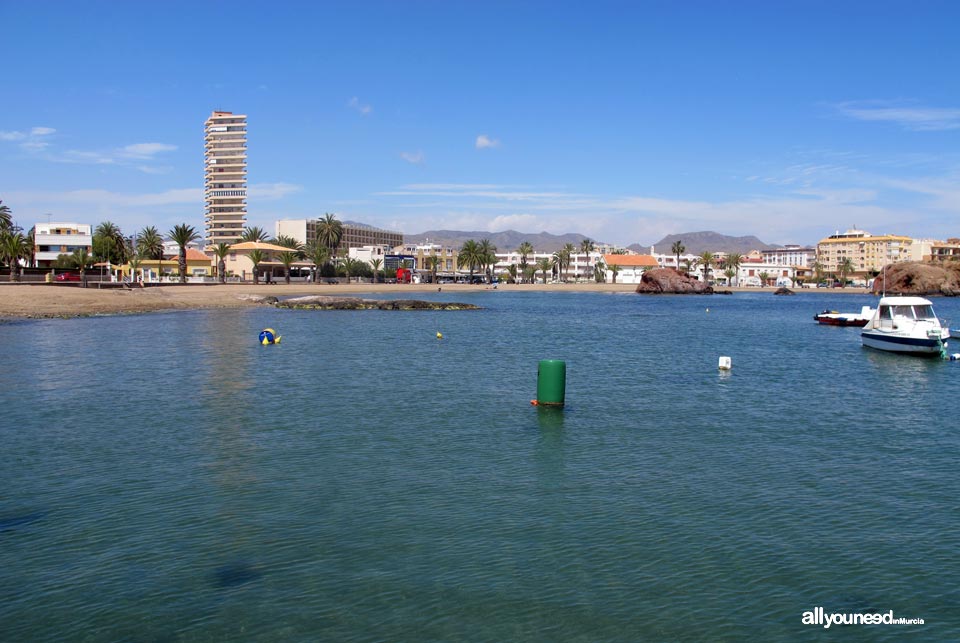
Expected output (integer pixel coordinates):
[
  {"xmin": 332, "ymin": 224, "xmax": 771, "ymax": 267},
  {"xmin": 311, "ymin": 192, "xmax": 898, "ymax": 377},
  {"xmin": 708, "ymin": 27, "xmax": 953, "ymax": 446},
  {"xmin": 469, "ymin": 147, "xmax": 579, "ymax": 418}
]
[{"xmin": 1, "ymin": 291, "xmax": 958, "ymax": 641}]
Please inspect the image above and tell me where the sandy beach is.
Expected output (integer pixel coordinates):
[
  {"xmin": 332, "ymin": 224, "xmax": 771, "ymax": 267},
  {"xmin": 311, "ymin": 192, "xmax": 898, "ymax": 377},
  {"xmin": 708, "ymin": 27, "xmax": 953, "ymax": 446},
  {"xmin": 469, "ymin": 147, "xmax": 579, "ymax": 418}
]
[{"xmin": 0, "ymin": 282, "xmax": 870, "ymax": 320}]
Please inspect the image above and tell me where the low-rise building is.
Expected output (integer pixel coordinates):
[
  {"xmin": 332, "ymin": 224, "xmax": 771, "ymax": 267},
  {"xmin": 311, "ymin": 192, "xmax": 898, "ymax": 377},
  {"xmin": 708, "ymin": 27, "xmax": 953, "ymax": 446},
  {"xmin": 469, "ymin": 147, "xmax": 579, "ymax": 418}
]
[
  {"xmin": 33, "ymin": 222, "xmax": 92, "ymax": 267},
  {"xmin": 602, "ymin": 254, "xmax": 658, "ymax": 283}
]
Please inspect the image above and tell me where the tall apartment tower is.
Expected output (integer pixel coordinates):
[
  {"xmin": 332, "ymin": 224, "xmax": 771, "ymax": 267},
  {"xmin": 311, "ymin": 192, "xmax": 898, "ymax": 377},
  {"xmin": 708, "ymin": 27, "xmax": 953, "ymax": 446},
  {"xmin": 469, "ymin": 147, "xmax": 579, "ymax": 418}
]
[{"xmin": 204, "ymin": 111, "xmax": 247, "ymax": 246}]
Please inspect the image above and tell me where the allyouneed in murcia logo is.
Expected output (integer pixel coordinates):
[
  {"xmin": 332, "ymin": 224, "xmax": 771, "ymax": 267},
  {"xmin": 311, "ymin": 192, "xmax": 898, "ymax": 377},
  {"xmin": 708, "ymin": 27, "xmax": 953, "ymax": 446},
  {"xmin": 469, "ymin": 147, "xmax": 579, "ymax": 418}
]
[{"xmin": 802, "ymin": 607, "xmax": 924, "ymax": 628}]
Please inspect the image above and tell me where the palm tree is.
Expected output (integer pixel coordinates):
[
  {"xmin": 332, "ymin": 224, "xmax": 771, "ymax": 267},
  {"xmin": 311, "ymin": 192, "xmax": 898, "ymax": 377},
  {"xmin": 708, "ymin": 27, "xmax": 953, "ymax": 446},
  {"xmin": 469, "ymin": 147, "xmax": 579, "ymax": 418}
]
[
  {"xmin": 725, "ymin": 253, "xmax": 743, "ymax": 287},
  {"xmin": 593, "ymin": 259, "xmax": 607, "ymax": 283},
  {"xmin": 697, "ymin": 251, "xmax": 715, "ymax": 283},
  {"xmin": 758, "ymin": 270, "xmax": 771, "ymax": 287},
  {"xmin": 305, "ymin": 242, "xmax": 330, "ymax": 283},
  {"xmin": 837, "ymin": 257, "xmax": 854, "ymax": 288},
  {"xmin": 609, "ymin": 264, "xmax": 621, "ymax": 284},
  {"xmin": 518, "ymin": 241, "xmax": 533, "ymax": 283},
  {"xmin": 240, "ymin": 226, "xmax": 269, "ymax": 242},
  {"xmin": 316, "ymin": 213, "xmax": 344, "ymax": 259},
  {"xmin": 579, "ymin": 238, "xmax": 595, "ymax": 280},
  {"xmin": 724, "ymin": 268, "xmax": 736, "ymax": 286},
  {"xmin": 212, "ymin": 242, "xmax": 231, "ymax": 283},
  {"xmin": 535, "ymin": 257, "xmax": 552, "ymax": 284},
  {"xmin": 0, "ymin": 231, "xmax": 26, "ymax": 282},
  {"xmin": 72, "ymin": 247, "xmax": 92, "ymax": 287},
  {"xmin": 371, "ymin": 257, "xmax": 383, "ymax": 283},
  {"xmin": 342, "ymin": 257, "xmax": 364, "ymax": 283},
  {"xmin": 671, "ymin": 240, "xmax": 685, "ymax": 272},
  {"xmin": 561, "ymin": 243, "xmax": 575, "ymax": 281},
  {"xmin": 137, "ymin": 226, "xmax": 165, "ymax": 280},
  {"xmin": 477, "ymin": 239, "xmax": 497, "ymax": 283},
  {"xmin": 458, "ymin": 240, "xmax": 481, "ymax": 281},
  {"xmin": 0, "ymin": 200, "xmax": 12, "ymax": 231},
  {"xmin": 94, "ymin": 221, "xmax": 127, "ymax": 265},
  {"xmin": 273, "ymin": 235, "xmax": 304, "ymax": 284},
  {"xmin": 423, "ymin": 255, "xmax": 438, "ymax": 284},
  {"xmin": 248, "ymin": 249, "xmax": 264, "ymax": 284},
  {"xmin": 168, "ymin": 224, "xmax": 199, "ymax": 284},
  {"xmin": 522, "ymin": 265, "xmax": 537, "ymax": 283},
  {"xmin": 128, "ymin": 254, "xmax": 143, "ymax": 283},
  {"xmin": 812, "ymin": 261, "xmax": 825, "ymax": 285}
]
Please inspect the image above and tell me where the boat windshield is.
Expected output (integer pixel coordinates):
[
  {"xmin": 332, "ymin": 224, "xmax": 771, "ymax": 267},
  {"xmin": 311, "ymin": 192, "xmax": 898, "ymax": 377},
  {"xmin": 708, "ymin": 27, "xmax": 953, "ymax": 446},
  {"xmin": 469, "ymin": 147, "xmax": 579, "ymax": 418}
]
[{"xmin": 913, "ymin": 304, "xmax": 937, "ymax": 321}]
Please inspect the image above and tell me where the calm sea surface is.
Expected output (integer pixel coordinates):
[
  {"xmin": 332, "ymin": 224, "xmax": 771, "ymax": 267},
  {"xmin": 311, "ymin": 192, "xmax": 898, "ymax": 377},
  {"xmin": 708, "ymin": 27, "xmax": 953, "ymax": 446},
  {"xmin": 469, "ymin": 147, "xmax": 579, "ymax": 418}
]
[{"xmin": 1, "ymin": 291, "xmax": 958, "ymax": 642}]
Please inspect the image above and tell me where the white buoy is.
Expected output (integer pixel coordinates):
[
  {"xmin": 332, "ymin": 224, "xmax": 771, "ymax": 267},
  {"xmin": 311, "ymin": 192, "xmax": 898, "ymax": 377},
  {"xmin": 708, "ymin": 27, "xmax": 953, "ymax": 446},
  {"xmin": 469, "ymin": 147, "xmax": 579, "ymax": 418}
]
[{"xmin": 718, "ymin": 356, "xmax": 732, "ymax": 370}]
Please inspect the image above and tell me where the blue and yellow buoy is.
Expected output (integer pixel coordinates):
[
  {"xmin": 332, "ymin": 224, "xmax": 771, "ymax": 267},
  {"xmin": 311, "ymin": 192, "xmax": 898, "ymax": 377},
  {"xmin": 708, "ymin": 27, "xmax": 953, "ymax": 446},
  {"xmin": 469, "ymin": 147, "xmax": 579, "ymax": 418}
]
[
  {"xmin": 436, "ymin": 331, "xmax": 443, "ymax": 340},
  {"xmin": 259, "ymin": 328, "xmax": 282, "ymax": 345}
]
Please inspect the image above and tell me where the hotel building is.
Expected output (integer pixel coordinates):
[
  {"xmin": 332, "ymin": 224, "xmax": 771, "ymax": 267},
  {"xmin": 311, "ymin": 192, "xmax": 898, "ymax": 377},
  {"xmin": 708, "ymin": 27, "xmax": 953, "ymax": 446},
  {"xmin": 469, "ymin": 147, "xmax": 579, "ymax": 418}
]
[
  {"xmin": 275, "ymin": 218, "xmax": 403, "ymax": 250},
  {"xmin": 204, "ymin": 111, "xmax": 247, "ymax": 247},
  {"xmin": 816, "ymin": 229, "xmax": 912, "ymax": 275}
]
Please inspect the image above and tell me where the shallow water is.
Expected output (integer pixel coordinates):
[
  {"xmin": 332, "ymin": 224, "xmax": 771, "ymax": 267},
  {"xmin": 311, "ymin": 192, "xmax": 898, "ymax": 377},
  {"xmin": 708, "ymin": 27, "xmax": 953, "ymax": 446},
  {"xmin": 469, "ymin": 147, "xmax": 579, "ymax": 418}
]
[{"xmin": 1, "ymin": 291, "xmax": 958, "ymax": 641}]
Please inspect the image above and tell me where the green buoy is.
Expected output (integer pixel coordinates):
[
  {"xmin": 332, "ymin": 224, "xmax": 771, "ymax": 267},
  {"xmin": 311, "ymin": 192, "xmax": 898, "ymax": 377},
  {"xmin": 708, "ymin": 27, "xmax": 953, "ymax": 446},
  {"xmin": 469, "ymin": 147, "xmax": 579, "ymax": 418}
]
[{"xmin": 535, "ymin": 360, "xmax": 566, "ymax": 407}]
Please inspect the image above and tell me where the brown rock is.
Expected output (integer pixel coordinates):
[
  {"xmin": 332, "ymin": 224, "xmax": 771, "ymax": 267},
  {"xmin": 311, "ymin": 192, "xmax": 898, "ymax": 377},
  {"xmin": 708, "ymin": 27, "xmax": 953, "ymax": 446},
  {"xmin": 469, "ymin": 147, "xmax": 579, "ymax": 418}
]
[
  {"xmin": 872, "ymin": 261, "xmax": 960, "ymax": 296},
  {"xmin": 635, "ymin": 268, "xmax": 713, "ymax": 294}
]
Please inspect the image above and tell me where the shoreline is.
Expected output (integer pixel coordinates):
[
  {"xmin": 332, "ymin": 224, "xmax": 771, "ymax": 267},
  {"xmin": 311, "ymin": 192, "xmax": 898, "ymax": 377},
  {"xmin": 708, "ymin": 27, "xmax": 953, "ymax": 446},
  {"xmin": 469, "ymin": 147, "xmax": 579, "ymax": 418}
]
[{"xmin": 0, "ymin": 282, "xmax": 874, "ymax": 320}]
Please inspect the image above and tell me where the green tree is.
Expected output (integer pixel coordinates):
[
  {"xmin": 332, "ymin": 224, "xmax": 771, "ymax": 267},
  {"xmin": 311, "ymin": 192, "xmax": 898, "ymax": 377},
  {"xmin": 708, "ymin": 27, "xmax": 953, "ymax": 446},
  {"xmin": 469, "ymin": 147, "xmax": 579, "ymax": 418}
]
[
  {"xmin": 517, "ymin": 241, "xmax": 533, "ymax": 283},
  {"xmin": 0, "ymin": 200, "xmax": 12, "ymax": 231},
  {"xmin": 837, "ymin": 257, "xmax": 854, "ymax": 287},
  {"xmin": 212, "ymin": 242, "xmax": 231, "ymax": 283},
  {"xmin": 168, "ymin": 224, "xmax": 200, "ymax": 284},
  {"xmin": 724, "ymin": 268, "xmax": 736, "ymax": 286},
  {"xmin": 812, "ymin": 261, "xmax": 825, "ymax": 285},
  {"xmin": 535, "ymin": 256, "xmax": 553, "ymax": 284},
  {"xmin": 697, "ymin": 251, "xmax": 716, "ymax": 283},
  {"xmin": 593, "ymin": 259, "xmax": 607, "ymax": 283},
  {"xmin": 305, "ymin": 242, "xmax": 330, "ymax": 283},
  {"xmin": 248, "ymin": 249, "xmax": 264, "ymax": 284},
  {"xmin": 725, "ymin": 253, "xmax": 743, "ymax": 287},
  {"xmin": 579, "ymin": 238, "xmax": 596, "ymax": 279},
  {"xmin": 423, "ymin": 255, "xmax": 438, "ymax": 284},
  {"xmin": 0, "ymin": 231, "xmax": 28, "ymax": 281},
  {"xmin": 560, "ymin": 243, "xmax": 575, "ymax": 281},
  {"xmin": 609, "ymin": 264, "xmax": 621, "ymax": 284},
  {"xmin": 506, "ymin": 263, "xmax": 518, "ymax": 283},
  {"xmin": 240, "ymin": 226, "xmax": 269, "ymax": 242},
  {"xmin": 478, "ymin": 238, "xmax": 497, "ymax": 283},
  {"xmin": 371, "ymin": 257, "xmax": 383, "ymax": 283},
  {"xmin": 72, "ymin": 247, "xmax": 92, "ymax": 287},
  {"xmin": 671, "ymin": 240, "xmax": 685, "ymax": 272},
  {"xmin": 278, "ymin": 251, "xmax": 297, "ymax": 284},
  {"xmin": 316, "ymin": 213, "xmax": 344, "ymax": 259},
  {"xmin": 758, "ymin": 270, "xmax": 770, "ymax": 287},
  {"xmin": 137, "ymin": 226, "xmax": 165, "ymax": 280},
  {"xmin": 93, "ymin": 221, "xmax": 128, "ymax": 265},
  {"xmin": 522, "ymin": 265, "xmax": 537, "ymax": 283},
  {"xmin": 458, "ymin": 240, "xmax": 481, "ymax": 281}
]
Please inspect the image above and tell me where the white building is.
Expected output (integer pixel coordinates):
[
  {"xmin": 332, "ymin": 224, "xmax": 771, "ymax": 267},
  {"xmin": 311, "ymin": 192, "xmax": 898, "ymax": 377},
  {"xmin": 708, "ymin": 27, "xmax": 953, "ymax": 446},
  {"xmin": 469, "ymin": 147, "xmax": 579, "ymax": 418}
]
[
  {"xmin": 33, "ymin": 222, "xmax": 92, "ymax": 267},
  {"xmin": 204, "ymin": 111, "xmax": 248, "ymax": 247},
  {"xmin": 761, "ymin": 245, "xmax": 815, "ymax": 267}
]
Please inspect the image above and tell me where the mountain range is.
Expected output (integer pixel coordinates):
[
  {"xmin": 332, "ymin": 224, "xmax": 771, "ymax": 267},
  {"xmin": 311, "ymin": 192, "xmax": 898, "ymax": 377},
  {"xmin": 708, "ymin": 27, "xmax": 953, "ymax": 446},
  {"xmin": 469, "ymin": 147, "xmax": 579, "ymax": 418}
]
[{"xmin": 406, "ymin": 228, "xmax": 780, "ymax": 255}]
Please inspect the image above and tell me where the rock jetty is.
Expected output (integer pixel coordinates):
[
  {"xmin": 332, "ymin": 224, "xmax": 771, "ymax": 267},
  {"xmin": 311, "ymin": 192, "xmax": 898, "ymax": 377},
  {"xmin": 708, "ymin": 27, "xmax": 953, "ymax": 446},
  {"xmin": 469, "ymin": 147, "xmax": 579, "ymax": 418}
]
[
  {"xmin": 273, "ymin": 295, "xmax": 481, "ymax": 310},
  {"xmin": 872, "ymin": 262, "xmax": 960, "ymax": 296},
  {"xmin": 635, "ymin": 268, "xmax": 713, "ymax": 294}
]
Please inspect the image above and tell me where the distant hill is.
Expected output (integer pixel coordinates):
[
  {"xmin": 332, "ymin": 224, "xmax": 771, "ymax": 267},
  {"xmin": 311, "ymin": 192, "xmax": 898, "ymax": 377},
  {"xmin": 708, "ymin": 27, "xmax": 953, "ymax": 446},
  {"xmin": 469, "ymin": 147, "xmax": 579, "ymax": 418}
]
[
  {"xmin": 405, "ymin": 229, "xmax": 595, "ymax": 253},
  {"xmin": 631, "ymin": 231, "xmax": 781, "ymax": 255}
]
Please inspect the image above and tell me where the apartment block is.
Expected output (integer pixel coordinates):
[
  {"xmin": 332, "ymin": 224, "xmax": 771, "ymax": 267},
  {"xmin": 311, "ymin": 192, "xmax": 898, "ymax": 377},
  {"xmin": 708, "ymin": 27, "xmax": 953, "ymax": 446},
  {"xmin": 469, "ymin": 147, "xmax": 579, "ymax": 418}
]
[
  {"xmin": 33, "ymin": 222, "xmax": 93, "ymax": 267},
  {"xmin": 204, "ymin": 111, "xmax": 247, "ymax": 247},
  {"xmin": 816, "ymin": 229, "xmax": 912, "ymax": 274}
]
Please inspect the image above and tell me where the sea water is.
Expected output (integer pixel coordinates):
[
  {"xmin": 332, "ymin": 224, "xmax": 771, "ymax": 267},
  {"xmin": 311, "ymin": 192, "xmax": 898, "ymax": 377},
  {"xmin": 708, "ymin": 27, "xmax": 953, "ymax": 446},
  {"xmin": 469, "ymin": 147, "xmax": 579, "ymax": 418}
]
[{"xmin": 1, "ymin": 291, "xmax": 958, "ymax": 641}]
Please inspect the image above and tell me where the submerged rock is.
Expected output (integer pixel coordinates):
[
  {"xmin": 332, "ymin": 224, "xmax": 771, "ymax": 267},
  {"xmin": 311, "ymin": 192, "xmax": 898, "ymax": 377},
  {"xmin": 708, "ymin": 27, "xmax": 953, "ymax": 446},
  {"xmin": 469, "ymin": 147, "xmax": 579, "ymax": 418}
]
[
  {"xmin": 774, "ymin": 287, "xmax": 795, "ymax": 295},
  {"xmin": 273, "ymin": 296, "xmax": 481, "ymax": 310},
  {"xmin": 635, "ymin": 268, "xmax": 713, "ymax": 294}
]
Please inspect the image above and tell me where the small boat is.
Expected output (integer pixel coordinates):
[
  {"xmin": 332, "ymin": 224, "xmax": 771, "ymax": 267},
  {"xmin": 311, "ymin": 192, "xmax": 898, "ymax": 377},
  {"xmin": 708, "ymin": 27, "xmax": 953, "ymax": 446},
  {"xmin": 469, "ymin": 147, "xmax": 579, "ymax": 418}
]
[
  {"xmin": 861, "ymin": 296, "xmax": 949, "ymax": 355},
  {"xmin": 814, "ymin": 306, "xmax": 874, "ymax": 327}
]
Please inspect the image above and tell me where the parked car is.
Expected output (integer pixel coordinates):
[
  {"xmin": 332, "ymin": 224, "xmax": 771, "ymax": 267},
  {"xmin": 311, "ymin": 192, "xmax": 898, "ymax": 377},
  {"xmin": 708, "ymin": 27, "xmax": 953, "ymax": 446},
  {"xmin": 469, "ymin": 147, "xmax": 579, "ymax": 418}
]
[{"xmin": 55, "ymin": 273, "xmax": 82, "ymax": 282}]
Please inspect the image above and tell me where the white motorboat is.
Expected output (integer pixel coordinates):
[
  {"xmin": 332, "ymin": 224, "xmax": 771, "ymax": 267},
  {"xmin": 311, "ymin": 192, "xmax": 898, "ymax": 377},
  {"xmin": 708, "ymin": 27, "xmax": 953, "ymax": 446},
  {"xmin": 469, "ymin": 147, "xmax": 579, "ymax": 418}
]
[{"xmin": 861, "ymin": 296, "xmax": 949, "ymax": 355}]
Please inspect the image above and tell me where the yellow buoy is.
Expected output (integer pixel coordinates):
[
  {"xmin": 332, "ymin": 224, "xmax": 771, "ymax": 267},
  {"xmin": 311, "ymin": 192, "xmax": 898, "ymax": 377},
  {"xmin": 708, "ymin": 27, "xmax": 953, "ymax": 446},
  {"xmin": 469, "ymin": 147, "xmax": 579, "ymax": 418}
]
[{"xmin": 436, "ymin": 332, "xmax": 443, "ymax": 340}]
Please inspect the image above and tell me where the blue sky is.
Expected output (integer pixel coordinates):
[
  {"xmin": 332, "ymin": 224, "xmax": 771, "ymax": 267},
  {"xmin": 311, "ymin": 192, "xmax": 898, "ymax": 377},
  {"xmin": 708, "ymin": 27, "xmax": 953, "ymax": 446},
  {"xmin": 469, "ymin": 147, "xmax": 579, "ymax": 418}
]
[{"xmin": 2, "ymin": 1, "xmax": 959, "ymax": 247}]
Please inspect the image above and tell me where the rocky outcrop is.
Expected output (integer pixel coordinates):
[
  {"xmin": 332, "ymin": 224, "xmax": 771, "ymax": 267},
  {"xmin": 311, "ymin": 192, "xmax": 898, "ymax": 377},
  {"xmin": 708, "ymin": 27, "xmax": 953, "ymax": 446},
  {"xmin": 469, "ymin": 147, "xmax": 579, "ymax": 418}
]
[
  {"xmin": 774, "ymin": 287, "xmax": 795, "ymax": 295},
  {"xmin": 635, "ymin": 268, "xmax": 713, "ymax": 294},
  {"xmin": 273, "ymin": 296, "xmax": 481, "ymax": 310},
  {"xmin": 872, "ymin": 262, "xmax": 960, "ymax": 296}
]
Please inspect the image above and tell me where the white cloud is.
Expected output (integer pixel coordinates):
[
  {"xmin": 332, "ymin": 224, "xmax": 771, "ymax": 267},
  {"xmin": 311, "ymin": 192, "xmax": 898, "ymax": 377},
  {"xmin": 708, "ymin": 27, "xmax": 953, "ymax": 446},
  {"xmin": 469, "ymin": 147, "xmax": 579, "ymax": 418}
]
[
  {"xmin": 0, "ymin": 130, "xmax": 27, "ymax": 141},
  {"xmin": 348, "ymin": 96, "xmax": 372, "ymax": 115},
  {"xmin": 31, "ymin": 127, "xmax": 56, "ymax": 136},
  {"xmin": 836, "ymin": 100, "xmax": 960, "ymax": 131},
  {"xmin": 247, "ymin": 182, "xmax": 303, "ymax": 200},
  {"xmin": 475, "ymin": 134, "xmax": 500, "ymax": 149},
  {"xmin": 20, "ymin": 140, "xmax": 52, "ymax": 152},
  {"xmin": 399, "ymin": 150, "xmax": 425, "ymax": 165},
  {"xmin": 119, "ymin": 143, "xmax": 177, "ymax": 159}
]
